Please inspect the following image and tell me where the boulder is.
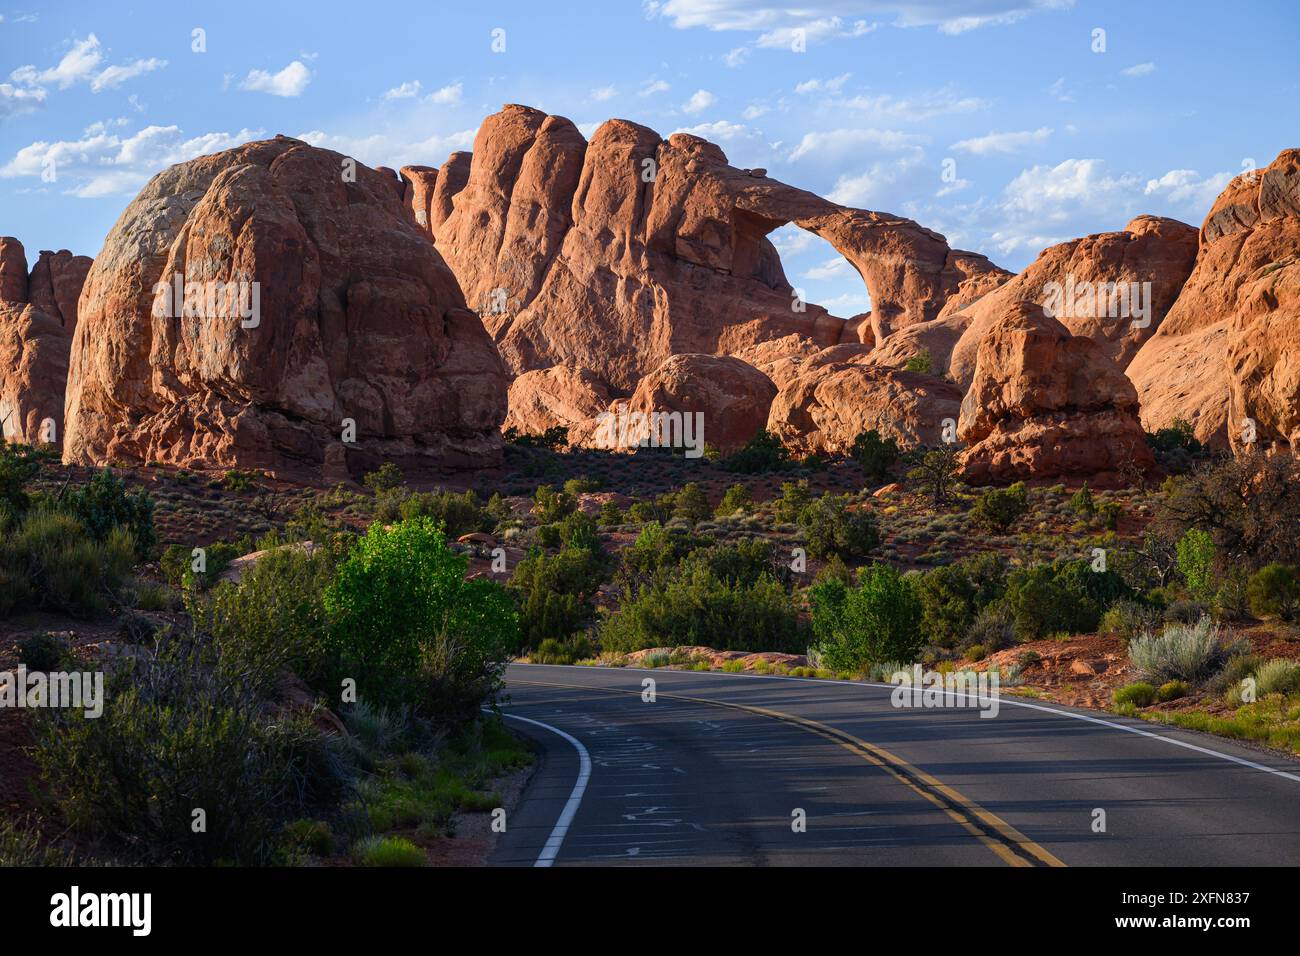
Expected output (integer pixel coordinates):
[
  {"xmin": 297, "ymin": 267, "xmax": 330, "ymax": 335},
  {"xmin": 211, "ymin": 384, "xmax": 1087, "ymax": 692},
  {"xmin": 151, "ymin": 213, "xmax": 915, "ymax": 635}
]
[
  {"xmin": 63, "ymin": 136, "xmax": 508, "ymax": 480},
  {"xmin": 28, "ymin": 249, "xmax": 93, "ymax": 331},
  {"xmin": 622, "ymin": 353, "xmax": 778, "ymax": 452},
  {"xmin": 767, "ymin": 363, "xmax": 961, "ymax": 457},
  {"xmin": 957, "ymin": 301, "xmax": 1155, "ymax": 483},
  {"xmin": 504, "ymin": 364, "xmax": 612, "ymax": 438},
  {"xmin": 0, "ymin": 236, "xmax": 28, "ymax": 304}
]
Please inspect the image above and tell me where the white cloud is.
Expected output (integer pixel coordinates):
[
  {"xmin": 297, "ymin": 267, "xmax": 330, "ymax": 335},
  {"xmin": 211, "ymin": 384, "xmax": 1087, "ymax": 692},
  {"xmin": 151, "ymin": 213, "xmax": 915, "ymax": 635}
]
[
  {"xmin": 672, "ymin": 119, "xmax": 753, "ymax": 142},
  {"xmin": 817, "ymin": 290, "xmax": 872, "ymax": 315},
  {"xmin": 949, "ymin": 126, "xmax": 1052, "ymax": 155},
  {"xmin": 787, "ymin": 127, "xmax": 923, "ymax": 163},
  {"xmin": 648, "ymin": 1, "xmax": 1065, "ymax": 37},
  {"xmin": 803, "ymin": 255, "xmax": 852, "ymax": 280},
  {"xmin": 240, "ymin": 60, "xmax": 311, "ymax": 97},
  {"xmin": 769, "ymin": 224, "xmax": 815, "ymax": 257},
  {"xmin": 1144, "ymin": 168, "xmax": 1233, "ymax": 209},
  {"xmin": 0, "ymin": 82, "xmax": 46, "ymax": 116},
  {"xmin": 590, "ymin": 85, "xmax": 617, "ymax": 102},
  {"xmin": 681, "ymin": 89, "xmax": 716, "ymax": 113},
  {"xmin": 90, "ymin": 57, "xmax": 167, "ymax": 92},
  {"xmin": 840, "ymin": 88, "xmax": 988, "ymax": 120},
  {"xmin": 1048, "ymin": 76, "xmax": 1072, "ymax": 101},
  {"xmin": 10, "ymin": 34, "xmax": 103, "ymax": 89},
  {"xmin": 426, "ymin": 82, "xmax": 462, "ymax": 105},
  {"xmin": 0, "ymin": 124, "xmax": 265, "ymax": 197},
  {"xmin": 296, "ymin": 127, "xmax": 477, "ymax": 170},
  {"xmin": 723, "ymin": 47, "xmax": 750, "ymax": 67},
  {"xmin": 384, "ymin": 80, "xmax": 422, "ymax": 100},
  {"xmin": 795, "ymin": 73, "xmax": 852, "ymax": 94},
  {"xmin": 742, "ymin": 103, "xmax": 769, "ymax": 120},
  {"xmin": 1121, "ymin": 62, "xmax": 1156, "ymax": 77},
  {"xmin": 826, "ymin": 152, "xmax": 926, "ymax": 205},
  {"xmin": 755, "ymin": 17, "xmax": 877, "ymax": 49},
  {"xmin": 639, "ymin": 79, "xmax": 670, "ymax": 96}
]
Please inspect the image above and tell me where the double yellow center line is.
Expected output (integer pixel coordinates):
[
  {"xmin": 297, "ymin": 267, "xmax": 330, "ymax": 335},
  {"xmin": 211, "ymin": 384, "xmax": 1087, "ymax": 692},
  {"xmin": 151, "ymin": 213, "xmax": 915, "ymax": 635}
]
[{"xmin": 510, "ymin": 677, "xmax": 1065, "ymax": 867}]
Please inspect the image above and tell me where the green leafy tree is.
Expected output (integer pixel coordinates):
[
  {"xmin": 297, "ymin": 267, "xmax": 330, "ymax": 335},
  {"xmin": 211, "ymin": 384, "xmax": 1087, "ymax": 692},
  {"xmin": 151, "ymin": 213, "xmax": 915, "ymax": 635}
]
[
  {"xmin": 969, "ymin": 482, "xmax": 1029, "ymax": 533},
  {"xmin": 673, "ymin": 482, "xmax": 712, "ymax": 525},
  {"xmin": 723, "ymin": 429, "xmax": 792, "ymax": 474},
  {"xmin": 810, "ymin": 563, "xmax": 922, "ymax": 670},
  {"xmin": 715, "ymin": 483, "xmax": 753, "ymax": 518},
  {"xmin": 1176, "ymin": 528, "xmax": 1217, "ymax": 601},
  {"xmin": 1248, "ymin": 564, "xmax": 1299, "ymax": 621},
  {"xmin": 799, "ymin": 493, "xmax": 880, "ymax": 560}
]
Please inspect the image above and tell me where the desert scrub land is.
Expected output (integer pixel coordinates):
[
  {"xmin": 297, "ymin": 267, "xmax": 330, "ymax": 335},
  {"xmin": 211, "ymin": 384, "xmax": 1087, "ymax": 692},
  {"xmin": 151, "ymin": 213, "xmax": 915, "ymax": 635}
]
[{"xmin": 2, "ymin": 421, "xmax": 1299, "ymax": 867}]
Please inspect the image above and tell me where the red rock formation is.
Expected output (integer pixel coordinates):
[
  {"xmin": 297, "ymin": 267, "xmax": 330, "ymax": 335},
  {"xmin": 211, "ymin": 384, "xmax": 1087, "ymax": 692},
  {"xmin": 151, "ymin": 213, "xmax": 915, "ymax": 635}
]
[
  {"xmin": 504, "ymin": 364, "xmax": 612, "ymax": 438},
  {"xmin": 624, "ymin": 353, "xmax": 778, "ymax": 452},
  {"xmin": 949, "ymin": 215, "xmax": 1197, "ymax": 388},
  {"xmin": 767, "ymin": 364, "xmax": 962, "ymax": 457},
  {"xmin": 410, "ymin": 104, "xmax": 1002, "ymax": 390},
  {"xmin": 63, "ymin": 136, "xmax": 507, "ymax": 480},
  {"xmin": 1128, "ymin": 149, "xmax": 1300, "ymax": 453},
  {"xmin": 958, "ymin": 301, "xmax": 1154, "ymax": 484},
  {"xmin": 0, "ymin": 240, "xmax": 92, "ymax": 446}
]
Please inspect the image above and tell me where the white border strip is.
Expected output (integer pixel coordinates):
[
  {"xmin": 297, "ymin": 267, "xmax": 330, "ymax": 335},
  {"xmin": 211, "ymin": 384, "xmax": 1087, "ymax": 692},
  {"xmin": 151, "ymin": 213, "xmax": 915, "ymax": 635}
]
[
  {"xmin": 498, "ymin": 711, "xmax": 592, "ymax": 867},
  {"xmin": 513, "ymin": 664, "xmax": 1300, "ymax": 786}
]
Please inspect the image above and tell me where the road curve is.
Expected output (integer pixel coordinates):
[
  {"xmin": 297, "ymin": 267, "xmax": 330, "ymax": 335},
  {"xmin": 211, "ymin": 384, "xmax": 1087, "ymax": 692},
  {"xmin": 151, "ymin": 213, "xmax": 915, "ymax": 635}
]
[{"xmin": 490, "ymin": 663, "xmax": 1300, "ymax": 866}]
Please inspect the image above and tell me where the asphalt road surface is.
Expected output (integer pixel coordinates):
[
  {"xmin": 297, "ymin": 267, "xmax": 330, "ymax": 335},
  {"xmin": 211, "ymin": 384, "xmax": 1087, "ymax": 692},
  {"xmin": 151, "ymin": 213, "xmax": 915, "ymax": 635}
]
[{"xmin": 490, "ymin": 663, "xmax": 1300, "ymax": 866}]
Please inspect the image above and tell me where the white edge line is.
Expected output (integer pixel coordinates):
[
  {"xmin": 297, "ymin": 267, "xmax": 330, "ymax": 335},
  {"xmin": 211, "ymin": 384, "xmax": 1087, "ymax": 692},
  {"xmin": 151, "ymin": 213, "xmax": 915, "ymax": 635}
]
[
  {"xmin": 493, "ymin": 710, "xmax": 592, "ymax": 867},
  {"xmin": 511, "ymin": 663, "xmax": 1300, "ymax": 786}
]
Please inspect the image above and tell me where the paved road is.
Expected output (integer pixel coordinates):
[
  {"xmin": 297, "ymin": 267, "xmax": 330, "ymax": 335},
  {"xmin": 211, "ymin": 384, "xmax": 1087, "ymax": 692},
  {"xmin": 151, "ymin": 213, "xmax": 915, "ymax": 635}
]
[{"xmin": 490, "ymin": 664, "xmax": 1300, "ymax": 866}]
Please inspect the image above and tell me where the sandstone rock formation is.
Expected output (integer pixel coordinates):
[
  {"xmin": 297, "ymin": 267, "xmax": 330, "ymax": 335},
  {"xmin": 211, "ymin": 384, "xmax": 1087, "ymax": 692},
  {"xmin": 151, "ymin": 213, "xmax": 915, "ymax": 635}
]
[
  {"xmin": 63, "ymin": 136, "xmax": 508, "ymax": 480},
  {"xmin": 410, "ymin": 104, "xmax": 1003, "ymax": 392},
  {"xmin": 766, "ymin": 363, "xmax": 961, "ymax": 457},
  {"xmin": 623, "ymin": 353, "xmax": 778, "ymax": 452},
  {"xmin": 1128, "ymin": 149, "xmax": 1300, "ymax": 453},
  {"xmin": 957, "ymin": 301, "xmax": 1154, "ymax": 484},
  {"xmin": 949, "ymin": 215, "xmax": 1197, "ymax": 389},
  {"xmin": 503, "ymin": 364, "xmax": 612, "ymax": 437},
  {"xmin": 0, "ymin": 239, "xmax": 91, "ymax": 445}
]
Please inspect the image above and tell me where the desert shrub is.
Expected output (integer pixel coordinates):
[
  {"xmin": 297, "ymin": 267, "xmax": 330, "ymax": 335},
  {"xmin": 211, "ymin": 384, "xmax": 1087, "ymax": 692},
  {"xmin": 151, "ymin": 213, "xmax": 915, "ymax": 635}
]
[
  {"xmin": 723, "ymin": 429, "xmax": 792, "ymax": 474},
  {"xmin": 351, "ymin": 835, "xmax": 425, "ymax": 867},
  {"xmin": 598, "ymin": 500, "xmax": 625, "ymax": 526},
  {"xmin": 613, "ymin": 522, "xmax": 706, "ymax": 593},
  {"xmin": 850, "ymin": 429, "xmax": 900, "ymax": 482},
  {"xmin": 531, "ymin": 635, "xmax": 597, "ymax": 665},
  {"xmin": 1157, "ymin": 451, "xmax": 1300, "ymax": 567},
  {"xmin": 504, "ymin": 425, "xmax": 568, "ymax": 450},
  {"xmin": 563, "ymin": 476, "xmax": 603, "ymax": 496},
  {"xmin": 0, "ymin": 509, "xmax": 134, "ymax": 618},
  {"xmin": 510, "ymin": 545, "xmax": 607, "ymax": 648},
  {"xmin": 1070, "ymin": 483, "xmax": 1096, "ymax": 517},
  {"xmin": 1176, "ymin": 528, "xmax": 1217, "ymax": 602},
  {"xmin": 1254, "ymin": 658, "xmax": 1300, "ymax": 697},
  {"xmin": 715, "ymin": 483, "xmax": 753, "ymax": 517},
  {"xmin": 32, "ymin": 638, "xmax": 350, "ymax": 865},
  {"xmin": 1163, "ymin": 598, "xmax": 1209, "ymax": 625},
  {"xmin": 1247, "ymin": 564, "xmax": 1299, "ymax": 620},
  {"xmin": 16, "ymin": 632, "xmax": 72, "ymax": 671},
  {"xmin": 965, "ymin": 602, "xmax": 1015, "ymax": 653},
  {"xmin": 1206, "ymin": 652, "xmax": 1261, "ymax": 697},
  {"xmin": 969, "ymin": 482, "xmax": 1029, "ymax": 533},
  {"xmin": 0, "ymin": 441, "xmax": 45, "ymax": 515},
  {"xmin": 774, "ymin": 480, "xmax": 813, "ymax": 523},
  {"xmin": 673, "ymin": 482, "xmax": 711, "ymax": 525},
  {"xmin": 912, "ymin": 555, "xmax": 1008, "ymax": 650},
  {"xmin": 1114, "ymin": 682, "xmax": 1156, "ymax": 708},
  {"xmin": 532, "ymin": 484, "xmax": 576, "ymax": 524},
  {"xmin": 798, "ymin": 493, "xmax": 880, "ymax": 561},
  {"xmin": 1146, "ymin": 418, "xmax": 1204, "ymax": 474},
  {"xmin": 1213, "ymin": 567, "xmax": 1252, "ymax": 621},
  {"xmin": 221, "ymin": 469, "xmax": 255, "ymax": 492},
  {"xmin": 602, "ymin": 565, "xmax": 803, "ymax": 654},
  {"xmin": 192, "ymin": 545, "xmax": 337, "ymax": 695},
  {"xmin": 906, "ymin": 448, "xmax": 959, "ymax": 506},
  {"xmin": 1156, "ymin": 680, "xmax": 1189, "ymax": 702},
  {"xmin": 965, "ymin": 643, "xmax": 986, "ymax": 661},
  {"xmin": 399, "ymin": 489, "xmax": 490, "ymax": 538},
  {"xmin": 1100, "ymin": 599, "xmax": 1163, "ymax": 643},
  {"xmin": 1004, "ymin": 559, "xmax": 1129, "ymax": 641},
  {"xmin": 810, "ymin": 563, "xmax": 922, "ymax": 671},
  {"xmin": 1128, "ymin": 616, "xmax": 1240, "ymax": 684},
  {"xmin": 63, "ymin": 469, "xmax": 155, "ymax": 558},
  {"xmin": 903, "ymin": 350, "xmax": 933, "ymax": 375},
  {"xmin": 324, "ymin": 518, "xmax": 517, "ymax": 717}
]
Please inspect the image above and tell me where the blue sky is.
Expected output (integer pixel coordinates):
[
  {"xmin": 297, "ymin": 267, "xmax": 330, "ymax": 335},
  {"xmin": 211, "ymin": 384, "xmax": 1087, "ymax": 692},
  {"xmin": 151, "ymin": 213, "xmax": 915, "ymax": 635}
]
[{"xmin": 2, "ymin": 0, "xmax": 1296, "ymax": 316}]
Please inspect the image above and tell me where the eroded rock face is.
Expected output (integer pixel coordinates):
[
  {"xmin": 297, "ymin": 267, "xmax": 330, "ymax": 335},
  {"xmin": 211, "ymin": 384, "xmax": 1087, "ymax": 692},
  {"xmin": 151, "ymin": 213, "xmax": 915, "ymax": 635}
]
[
  {"xmin": 949, "ymin": 215, "xmax": 1197, "ymax": 389},
  {"xmin": 0, "ymin": 240, "xmax": 91, "ymax": 446},
  {"xmin": 1128, "ymin": 149, "xmax": 1300, "ymax": 453},
  {"xmin": 503, "ymin": 365, "xmax": 612, "ymax": 438},
  {"xmin": 63, "ymin": 136, "xmax": 507, "ymax": 480},
  {"xmin": 766, "ymin": 363, "xmax": 961, "ymax": 457},
  {"xmin": 412, "ymin": 104, "xmax": 1002, "ymax": 390},
  {"xmin": 623, "ymin": 353, "xmax": 778, "ymax": 452},
  {"xmin": 958, "ymin": 301, "xmax": 1154, "ymax": 484}
]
